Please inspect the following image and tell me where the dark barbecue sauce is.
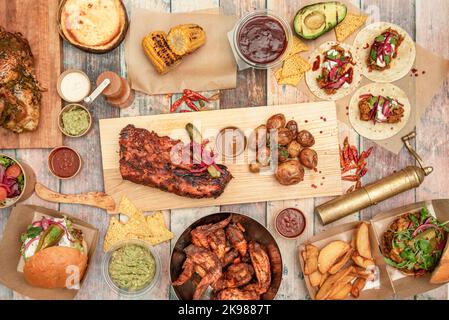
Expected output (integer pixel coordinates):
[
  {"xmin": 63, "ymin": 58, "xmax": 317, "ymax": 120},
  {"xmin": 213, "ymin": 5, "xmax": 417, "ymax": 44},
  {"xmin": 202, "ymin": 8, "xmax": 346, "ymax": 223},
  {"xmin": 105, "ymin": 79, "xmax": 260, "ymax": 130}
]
[
  {"xmin": 237, "ymin": 16, "xmax": 287, "ymax": 64},
  {"xmin": 50, "ymin": 147, "xmax": 80, "ymax": 178},
  {"xmin": 275, "ymin": 208, "xmax": 306, "ymax": 238}
]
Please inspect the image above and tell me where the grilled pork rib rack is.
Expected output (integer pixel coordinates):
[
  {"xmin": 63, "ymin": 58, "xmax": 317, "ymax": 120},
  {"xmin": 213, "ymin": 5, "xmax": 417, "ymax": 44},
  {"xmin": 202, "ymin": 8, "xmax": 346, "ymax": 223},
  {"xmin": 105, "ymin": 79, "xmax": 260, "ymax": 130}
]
[{"xmin": 119, "ymin": 124, "xmax": 232, "ymax": 199}]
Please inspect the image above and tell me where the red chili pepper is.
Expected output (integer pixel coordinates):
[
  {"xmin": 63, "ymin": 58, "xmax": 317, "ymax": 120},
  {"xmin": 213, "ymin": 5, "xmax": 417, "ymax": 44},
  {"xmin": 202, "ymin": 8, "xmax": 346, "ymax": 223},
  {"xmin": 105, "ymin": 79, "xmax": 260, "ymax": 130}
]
[
  {"xmin": 184, "ymin": 98, "xmax": 200, "ymax": 111},
  {"xmin": 339, "ymin": 145, "xmax": 345, "ymax": 168},
  {"xmin": 356, "ymin": 161, "xmax": 366, "ymax": 175},
  {"xmin": 342, "ymin": 164, "xmax": 357, "ymax": 174},
  {"xmin": 170, "ymin": 97, "xmax": 185, "ymax": 112},
  {"xmin": 347, "ymin": 146, "xmax": 354, "ymax": 162},
  {"xmin": 342, "ymin": 175, "xmax": 359, "ymax": 182},
  {"xmin": 365, "ymin": 147, "xmax": 374, "ymax": 158},
  {"xmin": 183, "ymin": 89, "xmax": 209, "ymax": 102},
  {"xmin": 359, "ymin": 168, "xmax": 368, "ymax": 177},
  {"xmin": 351, "ymin": 146, "xmax": 359, "ymax": 163},
  {"xmin": 346, "ymin": 185, "xmax": 355, "ymax": 194}
]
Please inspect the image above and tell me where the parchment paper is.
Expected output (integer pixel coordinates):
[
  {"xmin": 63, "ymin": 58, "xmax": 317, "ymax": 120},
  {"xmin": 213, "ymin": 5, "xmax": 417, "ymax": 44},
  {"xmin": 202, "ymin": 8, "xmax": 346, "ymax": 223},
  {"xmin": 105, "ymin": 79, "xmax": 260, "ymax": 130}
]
[
  {"xmin": 125, "ymin": 9, "xmax": 237, "ymax": 95},
  {"xmin": 282, "ymin": 0, "xmax": 449, "ymax": 154}
]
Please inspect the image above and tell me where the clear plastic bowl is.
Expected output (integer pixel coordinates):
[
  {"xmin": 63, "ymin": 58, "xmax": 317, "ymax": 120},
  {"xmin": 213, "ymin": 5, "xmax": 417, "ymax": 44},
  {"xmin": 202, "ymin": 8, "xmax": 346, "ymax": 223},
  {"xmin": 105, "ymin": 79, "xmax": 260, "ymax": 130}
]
[
  {"xmin": 233, "ymin": 9, "xmax": 293, "ymax": 69},
  {"xmin": 102, "ymin": 240, "xmax": 161, "ymax": 298}
]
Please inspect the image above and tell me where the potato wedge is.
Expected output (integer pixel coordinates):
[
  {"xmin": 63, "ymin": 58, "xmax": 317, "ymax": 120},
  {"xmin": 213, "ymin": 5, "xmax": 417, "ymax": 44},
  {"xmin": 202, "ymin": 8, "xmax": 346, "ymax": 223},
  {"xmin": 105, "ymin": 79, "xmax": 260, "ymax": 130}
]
[
  {"xmin": 328, "ymin": 275, "xmax": 356, "ymax": 297},
  {"xmin": 328, "ymin": 283, "xmax": 352, "ymax": 300},
  {"xmin": 352, "ymin": 253, "xmax": 375, "ymax": 269},
  {"xmin": 316, "ymin": 266, "xmax": 354, "ymax": 300},
  {"xmin": 319, "ymin": 272, "xmax": 329, "ymax": 287},
  {"xmin": 309, "ymin": 270, "xmax": 322, "ymax": 287},
  {"xmin": 304, "ymin": 244, "xmax": 319, "ymax": 275},
  {"xmin": 318, "ymin": 240, "xmax": 351, "ymax": 274},
  {"xmin": 355, "ymin": 222, "xmax": 373, "ymax": 259},
  {"xmin": 328, "ymin": 248, "xmax": 354, "ymax": 274},
  {"xmin": 350, "ymin": 278, "xmax": 367, "ymax": 298}
]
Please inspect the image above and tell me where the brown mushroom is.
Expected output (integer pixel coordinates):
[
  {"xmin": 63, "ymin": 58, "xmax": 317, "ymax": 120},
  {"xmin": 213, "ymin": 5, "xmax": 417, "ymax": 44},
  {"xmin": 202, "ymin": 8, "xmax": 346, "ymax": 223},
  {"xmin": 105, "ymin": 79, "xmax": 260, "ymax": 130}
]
[
  {"xmin": 266, "ymin": 113, "xmax": 286, "ymax": 131},
  {"xmin": 287, "ymin": 140, "xmax": 301, "ymax": 158},
  {"xmin": 286, "ymin": 120, "xmax": 298, "ymax": 139},
  {"xmin": 277, "ymin": 127, "xmax": 294, "ymax": 145},
  {"xmin": 297, "ymin": 130, "xmax": 315, "ymax": 147},
  {"xmin": 248, "ymin": 124, "xmax": 267, "ymax": 151},
  {"xmin": 299, "ymin": 148, "xmax": 318, "ymax": 169},
  {"xmin": 249, "ymin": 161, "xmax": 262, "ymax": 173},
  {"xmin": 275, "ymin": 160, "xmax": 305, "ymax": 185}
]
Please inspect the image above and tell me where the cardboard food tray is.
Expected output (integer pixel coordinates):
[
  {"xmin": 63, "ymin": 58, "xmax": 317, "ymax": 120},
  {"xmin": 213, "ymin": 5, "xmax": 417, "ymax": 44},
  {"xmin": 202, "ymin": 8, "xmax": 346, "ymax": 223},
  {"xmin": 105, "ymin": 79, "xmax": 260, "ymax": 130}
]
[
  {"xmin": 0, "ymin": 205, "xmax": 99, "ymax": 300},
  {"xmin": 299, "ymin": 221, "xmax": 394, "ymax": 300},
  {"xmin": 299, "ymin": 199, "xmax": 449, "ymax": 299}
]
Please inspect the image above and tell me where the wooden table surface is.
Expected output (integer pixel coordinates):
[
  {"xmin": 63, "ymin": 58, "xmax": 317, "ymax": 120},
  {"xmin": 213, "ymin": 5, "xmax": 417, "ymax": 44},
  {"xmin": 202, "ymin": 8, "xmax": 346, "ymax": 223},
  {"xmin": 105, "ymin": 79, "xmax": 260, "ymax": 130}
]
[{"xmin": 1, "ymin": 0, "xmax": 448, "ymax": 300}]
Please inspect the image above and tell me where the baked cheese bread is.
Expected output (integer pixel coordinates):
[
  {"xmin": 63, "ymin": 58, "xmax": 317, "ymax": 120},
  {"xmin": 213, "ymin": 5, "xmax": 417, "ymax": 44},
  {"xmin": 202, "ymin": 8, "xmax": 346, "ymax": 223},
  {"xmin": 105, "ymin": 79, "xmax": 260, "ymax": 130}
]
[{"xmin": 58, "ymin": 0, "xmax": 128, "ymax": 53}]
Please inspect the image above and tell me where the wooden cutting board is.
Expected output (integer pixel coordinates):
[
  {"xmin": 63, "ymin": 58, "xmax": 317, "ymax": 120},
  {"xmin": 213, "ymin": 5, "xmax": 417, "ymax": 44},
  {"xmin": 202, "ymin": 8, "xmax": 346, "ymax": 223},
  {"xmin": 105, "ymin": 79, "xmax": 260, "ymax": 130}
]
[
  {"xmin": 99, "ymin": 102, "xmax": 343, "ymax": 212},
  {"xmin": 0, "ymin": 0, "xmax": 62, "ymax": 149}
]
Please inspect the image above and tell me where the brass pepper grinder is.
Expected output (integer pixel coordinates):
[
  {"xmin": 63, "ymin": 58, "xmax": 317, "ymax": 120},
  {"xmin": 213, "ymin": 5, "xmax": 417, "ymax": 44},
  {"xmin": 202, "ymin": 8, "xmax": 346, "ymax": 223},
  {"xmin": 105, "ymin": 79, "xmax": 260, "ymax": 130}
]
[{"xmin": 315, "ymin": 132, "xmax": 433, "ymax": 225}]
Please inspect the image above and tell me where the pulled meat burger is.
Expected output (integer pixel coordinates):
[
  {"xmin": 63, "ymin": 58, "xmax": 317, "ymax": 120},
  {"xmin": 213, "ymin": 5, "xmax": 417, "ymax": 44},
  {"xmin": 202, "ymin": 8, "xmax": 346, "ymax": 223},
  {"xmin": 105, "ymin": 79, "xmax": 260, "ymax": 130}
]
[{"xmin": 20, "ymin": 216, "xmax": 88, "ymax": 288}]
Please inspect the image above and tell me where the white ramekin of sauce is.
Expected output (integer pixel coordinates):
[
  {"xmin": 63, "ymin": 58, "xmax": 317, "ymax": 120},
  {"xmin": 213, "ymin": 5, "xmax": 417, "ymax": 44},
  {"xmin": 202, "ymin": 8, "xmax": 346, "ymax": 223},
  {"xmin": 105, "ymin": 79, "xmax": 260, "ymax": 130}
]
[{"xmin": 57, "ymin": 69, "xmax": 91, "ymax": 103}]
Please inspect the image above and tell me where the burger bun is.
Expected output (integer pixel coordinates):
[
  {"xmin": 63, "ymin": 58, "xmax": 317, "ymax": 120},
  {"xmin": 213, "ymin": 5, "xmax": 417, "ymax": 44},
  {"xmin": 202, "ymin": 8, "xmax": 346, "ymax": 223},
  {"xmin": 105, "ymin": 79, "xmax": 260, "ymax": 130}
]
[{"xmin": 24, "ymin": 246, "xmax": 88, "ymax": 289}]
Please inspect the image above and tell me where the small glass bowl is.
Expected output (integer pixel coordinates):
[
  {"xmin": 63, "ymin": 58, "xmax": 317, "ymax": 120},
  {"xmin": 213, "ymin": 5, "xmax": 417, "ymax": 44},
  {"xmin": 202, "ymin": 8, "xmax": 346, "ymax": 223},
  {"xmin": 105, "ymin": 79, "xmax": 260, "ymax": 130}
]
[
  {"xmin": 233, "ymin": 9, "xmax": 293, "ymax": 69},
  {"xmin": 102, "ymin": 240, "xmax": 161, "ymax": 298}
]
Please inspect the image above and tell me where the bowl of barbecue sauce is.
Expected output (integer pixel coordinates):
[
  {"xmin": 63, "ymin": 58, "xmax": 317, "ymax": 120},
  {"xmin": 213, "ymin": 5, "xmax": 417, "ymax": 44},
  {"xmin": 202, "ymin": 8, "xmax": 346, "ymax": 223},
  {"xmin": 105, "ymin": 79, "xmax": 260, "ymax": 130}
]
[
  {"xmin": 234, "ymin": 10, "xmax": 292, "ymax": 69},
  {"xmin": 275, "ymin": 208, "xmax": 306, "ymax": 239},
  {"xmin": 48, "ymin": 146, "xmax": 82, "ymax": 180}
]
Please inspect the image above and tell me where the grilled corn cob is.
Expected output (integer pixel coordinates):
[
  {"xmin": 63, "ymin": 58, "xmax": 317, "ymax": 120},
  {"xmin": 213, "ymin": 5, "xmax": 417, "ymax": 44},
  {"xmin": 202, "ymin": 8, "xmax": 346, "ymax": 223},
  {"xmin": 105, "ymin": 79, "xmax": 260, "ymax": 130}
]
[
  {"xmin": 142, "ymin": 31, "xmax": 182, "ymax": 74},
  {"xmin": 167, "ymin": 24, "xmax": 206, "ymax": 56}
]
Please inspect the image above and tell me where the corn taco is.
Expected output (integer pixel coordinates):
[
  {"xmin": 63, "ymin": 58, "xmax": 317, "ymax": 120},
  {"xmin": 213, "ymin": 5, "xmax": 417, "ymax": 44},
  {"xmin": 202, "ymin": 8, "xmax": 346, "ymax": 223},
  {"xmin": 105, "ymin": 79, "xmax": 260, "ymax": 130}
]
[
  {"xmin": 305, "ymin": 41, "xmax": 362, "ymax": 101},
  {"xmin": 348, "ymin": 83, "xmax": 411, "ymax": 141},
  {"xmin": 354, "ymin": 22, "xmax": 415, "ymax": 83}
]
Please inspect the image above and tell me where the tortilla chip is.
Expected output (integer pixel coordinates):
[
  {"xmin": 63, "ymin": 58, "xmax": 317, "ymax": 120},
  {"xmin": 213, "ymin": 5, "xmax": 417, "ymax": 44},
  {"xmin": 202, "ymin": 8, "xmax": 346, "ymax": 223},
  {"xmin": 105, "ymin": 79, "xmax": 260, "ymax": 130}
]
[
  {"xmin": 335, "ymin": 13, "xmax": 368, "ymax": 42},
  {"xmin": 118, "ymin": 196, "xmax": 142, "ymax": 219},
  {"xmin": 103, "ymin": 217, "xmax": 127, "ymax": 251},
  {"xmin": 278, "ymin": 73, "xmax": 304, "ymax": 87},
  {"xmin": 104, "ymin": 197, "xmax": 174, "ymax": 251},
  {"xmin": 145, "ymin": 211, "xmax": 174, "ymax": 245},
  {"xmin": 281, "ymin": 54, "xmax": 311, "ymax": 78},
  {"xmin": 288, "ymin": 36, "xmax": 309, "ymax": 56}
]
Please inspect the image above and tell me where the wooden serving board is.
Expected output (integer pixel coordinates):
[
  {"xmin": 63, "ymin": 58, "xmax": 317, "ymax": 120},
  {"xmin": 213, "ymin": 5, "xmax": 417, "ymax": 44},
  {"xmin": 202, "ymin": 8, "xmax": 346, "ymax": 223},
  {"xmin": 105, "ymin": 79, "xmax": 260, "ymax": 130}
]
[
  {"xmin": 99, "ymin": 102, "xmax": 342, "ymax": 212},
  {"xmin": 0, "ymin": 0, "xmax": 62, "ymax": 149}
]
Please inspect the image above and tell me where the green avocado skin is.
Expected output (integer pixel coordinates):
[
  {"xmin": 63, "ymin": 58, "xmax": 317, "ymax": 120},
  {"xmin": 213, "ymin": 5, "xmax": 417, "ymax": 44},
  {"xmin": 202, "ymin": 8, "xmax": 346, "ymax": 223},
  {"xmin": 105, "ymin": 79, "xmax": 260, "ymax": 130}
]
[{"xmin": 294, "ymin": 1, "xmax": 347, "ymax": 40}]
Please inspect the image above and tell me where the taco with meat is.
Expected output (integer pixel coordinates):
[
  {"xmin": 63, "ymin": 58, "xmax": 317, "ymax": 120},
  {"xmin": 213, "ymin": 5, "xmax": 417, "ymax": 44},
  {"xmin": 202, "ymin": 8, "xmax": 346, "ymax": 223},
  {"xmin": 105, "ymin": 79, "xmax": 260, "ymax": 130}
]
[
  {"xmin": 306, "ymin": 41, "xmax": 362, "ymax": 101},
  {"xmin": 354, "ymin": 22, "xmax": 415, "ymax": 83},
  {"xmin": 348, "ymin": 83, "xmax": 410, "ymax": 141}
]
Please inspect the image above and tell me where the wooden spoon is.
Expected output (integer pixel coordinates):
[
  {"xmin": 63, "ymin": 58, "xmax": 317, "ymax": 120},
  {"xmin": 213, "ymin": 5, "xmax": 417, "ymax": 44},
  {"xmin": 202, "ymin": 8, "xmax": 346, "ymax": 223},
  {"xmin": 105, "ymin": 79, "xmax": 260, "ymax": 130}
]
[{"xmin": 35, "ymin": 182, "xmax": 116, "ymax": 212}]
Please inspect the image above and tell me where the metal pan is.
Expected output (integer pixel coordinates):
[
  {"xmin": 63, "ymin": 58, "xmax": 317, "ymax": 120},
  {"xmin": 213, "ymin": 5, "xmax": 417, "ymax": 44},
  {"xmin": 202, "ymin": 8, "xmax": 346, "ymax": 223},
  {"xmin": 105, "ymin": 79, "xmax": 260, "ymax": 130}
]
[{"xmin": 170, "ymin": 212, "xmax": 283, "ymax": 300}]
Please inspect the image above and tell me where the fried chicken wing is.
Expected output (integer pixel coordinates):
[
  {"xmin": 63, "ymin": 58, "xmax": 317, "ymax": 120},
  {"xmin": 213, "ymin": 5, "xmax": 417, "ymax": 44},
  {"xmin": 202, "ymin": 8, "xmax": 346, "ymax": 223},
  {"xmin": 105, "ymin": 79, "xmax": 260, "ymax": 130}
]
[
  {"xmin": 223, "ymin": 249, "xmax": 240, "ymax": 267},
  {"xmin": 183, "ymin": 245, "xmax": 222, "ymax": 300},
  {"xmin": 226, "ymin": 224, "xmax": 247, "ymax": 257},
  {"xmin": 191, "ymin": 215, "xmax": 232, "ymax": 250},
  {"xmin": 172, "ymin": 258, "xmax": 194, "ymax": 286},
  {"xmin": 208, "ymin": 228, "xmax": 227, "ymax": 261},
  {"xmin": 214, "ymin": 263, "xmax": 254, "ymax": 290},
  {"xmin": 216, "ymin": 288, "xmax": 260, "ymax": 300},
  {"xmin": 249, "ymin": 242, "xmax": 271, "ymax": 295}
]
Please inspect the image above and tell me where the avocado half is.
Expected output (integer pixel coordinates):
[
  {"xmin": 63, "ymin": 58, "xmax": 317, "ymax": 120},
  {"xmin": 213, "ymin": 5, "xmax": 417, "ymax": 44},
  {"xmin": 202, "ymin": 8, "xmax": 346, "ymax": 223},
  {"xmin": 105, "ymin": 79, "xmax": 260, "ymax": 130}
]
[{"xmin": 294, "ymin": 1, "xmax": 347, "ymax": 40}]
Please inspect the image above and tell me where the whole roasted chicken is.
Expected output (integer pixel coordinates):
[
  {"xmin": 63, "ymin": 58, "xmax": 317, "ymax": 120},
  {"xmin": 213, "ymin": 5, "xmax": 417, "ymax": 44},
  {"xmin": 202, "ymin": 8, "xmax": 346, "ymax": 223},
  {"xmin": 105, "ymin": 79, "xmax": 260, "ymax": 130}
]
[
  {"xmin": 173, "ymin": 214, "xmax": 272, "ymax": 300},
  {"xmin": 0, "ymin": 26, "xmax": 43, "ymax": 133}
]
